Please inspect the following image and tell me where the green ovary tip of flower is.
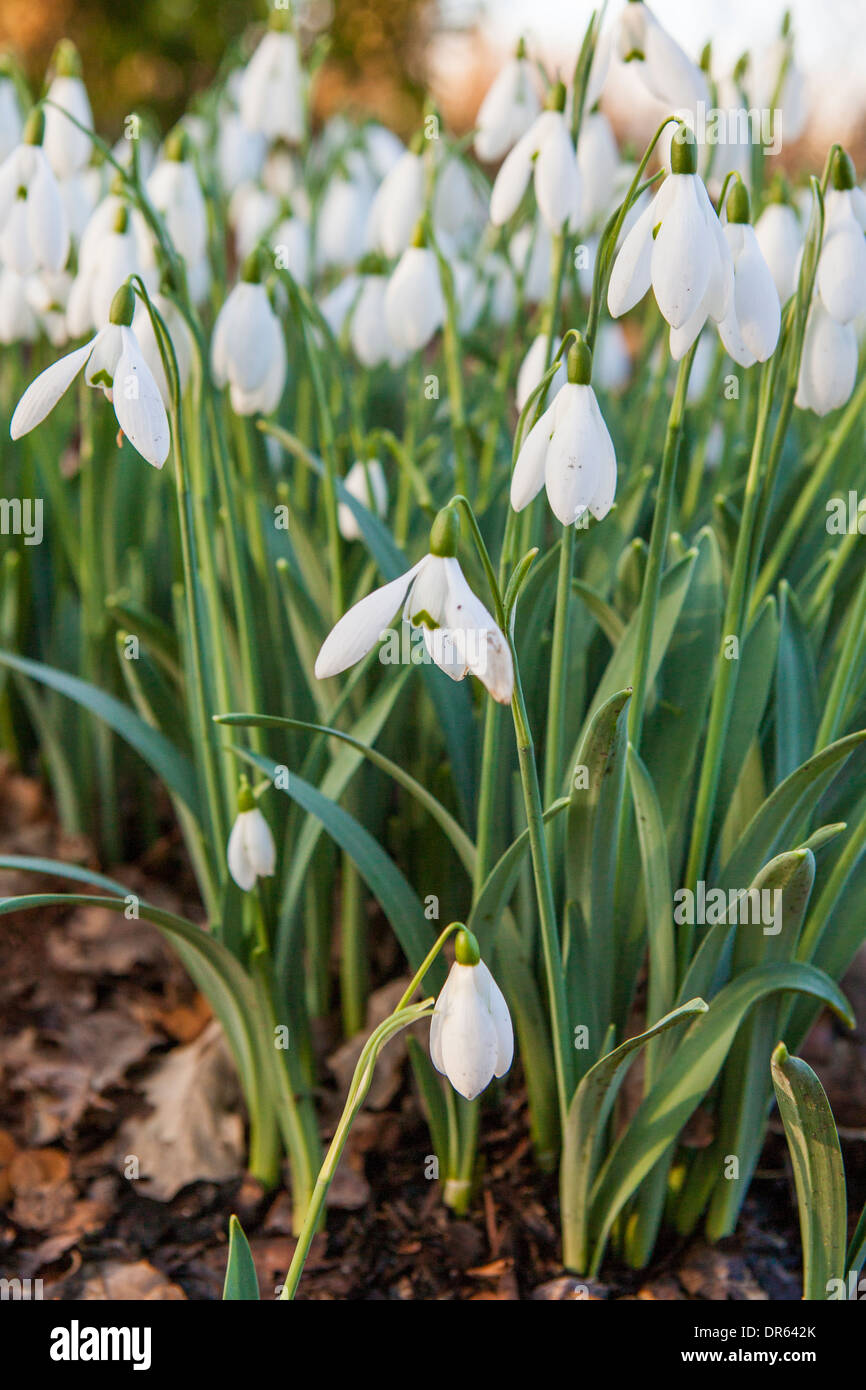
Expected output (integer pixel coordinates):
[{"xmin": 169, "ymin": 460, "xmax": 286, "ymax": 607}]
[
  {"xmin": 567, "ymin": 335, "xmax": 593, "ymax": 385},
  {"xmin": 429, "ymin": 505, "xmax": 459, "ymax": 557},
  {"xmin": 236, "ymin": 778, "xmax": 256, "ymax": 814},
  {"xmin": 109, "ymin": 280, "xmax": 136, "ymax": 327},
  {"xmin": 831, "ymin": 149, "xmax": 856, "ymax": 191},
  {"xmin": 671, "ymin": 124, "xmax": 698, "ymax": 175},
  {"xmin": 454, "ymin": 927, "xmax": 480, "ymax": 967},
  {"xmin": 726, "ymin": 179, "xmax": 751, "ymax": 225}
]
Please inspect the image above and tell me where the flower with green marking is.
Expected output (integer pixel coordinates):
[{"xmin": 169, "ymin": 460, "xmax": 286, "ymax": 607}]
[
  {"xmin": 211, "ymin": 259, "xmax": 287, "ymax": 416},
  {"xmin": 383, "ymin": 222, "xmax": 444, "ymax": 353},
  {"xmin": 42, "ymin": 41, "xmax": 93, "ymax": 179},
  {"xmin": 474, "ymin": 39, "xmax": 540, "ymax": 164},
  {"xmin": 0, "ymin": 108, "xmax": 69, "ymax": 275},
  {"xmin": 608, "ymin": 127, "xmax": 733, "ymax": 358},
  {"xmin": 238, "ymin": 17, "xmax": 306, "ymax": 146},
  {"xmin": 816, "ymin": 150, "xmax": 866, "ymax": 326},
  {"xmin": 430, "ymin": 929, "xmax": 513, "ymax": 1101},
  {"xmin": 10, "ymin": 279, "xmax": 170, "ymax": 467},
  {"xmin": 716, "ymin": 180, "xmax": 780, "ymax": 367},
  {"xmin": 315, "ymin": 506, "xmax": 513, "ymax": 702},
  {"xmin": 511, "ymin": 335, "xmax": 617, "ymax": 526},
  {"xmin": 489, "ymin": 80, "xmax": 580, "ymax": 235},
  {"xmin": 227, "ymin": 782, "xmax": 276, "ymax": 892}
]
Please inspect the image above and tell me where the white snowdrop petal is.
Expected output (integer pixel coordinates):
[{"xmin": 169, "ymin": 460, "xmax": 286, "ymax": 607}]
[
  {"xmin": 315, "ymin": 561, "xmax": 424, "ymax": 678},
  {"xmin": 607, "ymin": 182, "xmax": 670, "ymax": 318},
  {"xmin": 437, "ymin": 965, "xmax": 499, "ymax": 1101},
  {"xmin": 10, "ymin": 338, "xmax": 95, "ymax": 438},
  {"xmin": 533, "ymin": 114, "xmax": 579, "ymax": 234},
  {"xmin": 510, "ymin": 402, "xmax": 555, "ymax": 512},
  {"xmin": 112, "ymin": 327, "xmax": 171, "ymax": 468},
  {"xmin": 651, "ymin": 176, "xmax": 713, "ymax": 329},
  {"xmin": 489, "ymin": 128, "xmax": 535, "ymax": 227},
  {"xmin": 227, "ymin": 816, "xmax": 257, "ymax": 891}
]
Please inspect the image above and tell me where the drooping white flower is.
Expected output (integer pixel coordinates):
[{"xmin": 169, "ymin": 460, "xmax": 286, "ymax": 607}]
[
  {"xmin": 66, "ymin": 203, "xmax": 147, "ymax": 337},
  {"xmin": 366, "ymin": 148, "xmax": 425, "ymax": 258},
  {"xmin": 511, "ymin": 336, "xmax": 617, "ymax": 526},
  {"xmin": 795, "ymin": 300, "xmax": 858, "ymax": 417},
  {"xmin": 315, "ymin": 507, "xmax": 513, "ymax": 704},
  {"xmin": 211, "ymin": 271, "xmax": 286, "ymax": 417},
  {"xmin": 490, "ymin": 85, "xmax": 580, "ymax": 235},
  {"xmin": 227, "ymin": 784, "xmax": 276, "ymax": 892},
  {"xmin": 229, "ymin": 182, "xmax": 280, "ymax": 260},
  {"xmin": 238, "ymin": 19, "xmax": 305, "ymax": 144},
  {"xmin": 338, "ymin": 458, "xmax": 388, "ymax": 541},
  {"xmin": 608, "ymin": 128, "xmax": 732, "ymax": 360},
  {"xmin": 0, "ymin": 267, "xmax": 37, "ymax": 343},
  {"xmin": 613, "ymin": 1, "xmax": 709, "ymax": 112},
  {"xmin": 576, "ymin": 109, "xmax": 619, "ymax": 228},
  {"xmin": 10, "ymin": 280, "xmax": 170, "ymax": 468},
  {"xmin": 350, "ymin": 266, "xmax": 406, "ymax": 368},
  {"xmin": 217, "ymin": 111, "xmax": 266, "ymax": 194},
  {"xmin": 26, "ymin": 269, "xmax": 72, "ymax": 346},
  {"xmin": 271, "ymin": 209, "xmax": 310, "ymax": 287},
  {"xmin": 432, "ymin": 154, "xmax": 486, "ymax": 255},
  {"xmin": 430, "ymin": 930, "xmax": 513, "ymax": 1101},
  {"xmin": 715, "ymin": 182, "xmax": 780, "ymax": 367},
  {"xmin": 0, "ymin": 65, "xmax": 22, "ymax": 163},
  {"xmin": 146, "ymin": 131, "xmax": 208, "ymax": 265},
  {"xmin": 0, "ymin": 109, "xmax": 70, "ymax": 275},
  {"xmin": 593, "ymin": 320, "xmax": 632, "ymax": 393},
  {"xmin": 750, "ymin": 27, "xmax": 808, "ymax": 145},
  {"xmin": 316, "ymin": 159, "xmax": 375, "ymax": 270},
  {"xmin": 754, "ymin": 198, "xmax": 802, "ymax": 304},
  {"xmin": 384, "ymin": 237, "xmax": 444, "ymax": 354},
  {"xmin": 42, "ymin": 42, "xmax": 93, "ymax": 179},
  {"xmin": 509, "ymin": 220, "xmax": 554, "ymax": 304},
  {"xmin": 816, "ymin": 152, "xmax": 866, "ymax": 326},
  {"xmin": 474, "ymin": 44, "xmax": 540, "ymax": 163},
  {"xmin": 515, "ymin": 332, "xmax": 567, "ymax": 413}
]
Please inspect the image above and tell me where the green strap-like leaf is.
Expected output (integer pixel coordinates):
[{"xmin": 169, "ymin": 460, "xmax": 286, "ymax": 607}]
[
  {"xmin": 561, "ymin": 998, "xmax": 708, "ymax": 1274},
  {"xmin": 771, "ymin": 1042, "xmax": 847, "ymax": 1299},
  {"xmin": 0, "ymin": 648, "xmax": 201, "ymax": 819},
  {"xmin": 223, "ymin": 1216, "xmax": 260, "ymax": 1300}
]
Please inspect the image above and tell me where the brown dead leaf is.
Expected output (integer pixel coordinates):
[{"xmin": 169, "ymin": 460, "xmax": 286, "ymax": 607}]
[
  {"xmin": 8, "ymin": 1147, "xmax": 77, "ymax": 1230},
  {"xmin": 79, "ymin": 1259, "xmax": 186, "ymax": 1300},
  {"xmin": 115, "ymin": 1019, "xmax": 244, "ymax": 1199}
]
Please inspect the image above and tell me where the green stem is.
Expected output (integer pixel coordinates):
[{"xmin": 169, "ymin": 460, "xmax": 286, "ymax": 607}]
[{"xmin": 544, "ymin": 524, "xmax": 576, "ymax": 809}]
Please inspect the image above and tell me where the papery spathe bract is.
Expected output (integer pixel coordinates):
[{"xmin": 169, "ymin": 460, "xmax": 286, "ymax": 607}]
[
  {"xmin": 10, "ymin": 282, "xmax": 170, "ymax": 468},
  {"xmin": 474, "ymin": 49, "xmax": 540, "ymax": 163},
  {"xmin": 429, "ymin": 931, "xmax": 513, "ymax": 1102},
  {"xmin": 338, "ymin": 459, "xmax": 388, "ymax": 541},
  {"xmin": 211, "ymin": 274, "xmax": 287, "ymax": 417}
]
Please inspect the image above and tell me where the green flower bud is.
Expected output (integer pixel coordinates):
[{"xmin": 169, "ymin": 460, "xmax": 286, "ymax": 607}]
[
  {"xmin": 52, "ymin": 39, "xmax": 82, "ymax": 79},
  {"xmin": 112, "ymin": 203, "xmax": 129, "ymax": 235}
]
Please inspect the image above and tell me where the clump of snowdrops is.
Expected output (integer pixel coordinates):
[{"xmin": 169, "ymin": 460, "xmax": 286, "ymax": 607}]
[{"xmin": 1, "ymin": 2, "xmax": 866, "ymax": 1300}]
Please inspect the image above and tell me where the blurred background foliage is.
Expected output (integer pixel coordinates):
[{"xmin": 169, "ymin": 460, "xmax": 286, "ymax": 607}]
[{"xmin": 0, "ymin": 0, "xmax": 439, "ymax": 136}]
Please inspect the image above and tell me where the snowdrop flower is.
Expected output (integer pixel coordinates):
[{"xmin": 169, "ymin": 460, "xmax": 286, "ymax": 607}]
[
  {"xmin": 754, "ymin": 195, "xmax": 802, "ymax": 304},
  {"xmin": 0, "ymin": 61, "xmax": 22, "ymax": 163},
  {"xmin": 0, "ymin": 267, "xmax": 37, "ymax": 343},
  {"xmin": 577, "ymin": 109, "xmax": 619, "ymax": 227},
  {"xmin": 816, "ymin": 150, "xmax": 866, "ymax": 326},
  {"xmin": 338, "ymin": 458, "xmax": 388, "ymax": 541},
  {"xmin": 226, "ymin": 782, "xmax": 276, "ymax": 891},
  {"xmin": 271, "ymin": 209, "xmax": 310, "ymax": 286},
  {"xmin": 593, "ymin": 320, "xmax": 632, "ymax": 393},
  {"xmin": 511, "ymin": 336, "xmax": 617, "ymax": 526},
  {"xmin": 716, "ymin": 181, "xmax": 780, "ymax": 367},
  {"xmin": 366, "ymin": 147, "xmax": 425, "ymax": 258},
  {"xmin": 474, "ymin": 39, "xmax": 540, "ymax": 162},
  {"xmin": 315, "ymin": 506, "xmax": 514, "ymax": 704},
  {"xmin": 10, "ymin": 279, "xmax": 170, "ymax": 468},
  {"xmin": 614, "ymin": 1, "xmax": 709, "ymax": 112},
  {"xmin": 490, "ymin": 82, "xmax": 580, "ymax": 235},
  {"xmin": 66, "ymin": 203, "xmax": 147, "ymax": 336},
  {"xmin": 229, "ymin": 182, "xmax": 280, "ymax": 260},
  {"xmin": 0, "ymin": 108, "xmax": 70, "ymax": 275},
  {"xmin": 42, "ymin": 41, "xmax": 93, "ymax": 180},
  {"xmin": 384, "ymin": 227, "xmax": 444, "ymax": 354},
  {"xmin": 26, "ymin": 270, "xmax": 72, "ymax": 346},
  {"xmin": 510, "ymin": 221, "xmax": 554, "ymax": 304},
  {"xmin": 146, "ymin": 130, "xmax": 208, "ymax": 265},
  {"xmin": 350, "ymin": 261, "xmax": 406, "ymax": 368},
  {"xmin": 751, "ymin": 20, "xmax": 808, "ymax": 145},
  {"xmin": 211, "ymin": 261, "xmax": 286, "ymax": 416},
  {"xmin": 217, "ymin": 111, "xmax": 266, "ymax": 194},
  {"xmin": 608, "ymin": 127, "xmax": 732, "ymax": 360},
  {"xmin": 795, "ymin": 301, "xmax": 858, "ymax": 417},
  {"xmin": 430, "ymin": 929, "xmax": 513, "ymax": 1101},
  {"xmin": 316, "ymin": 161, "xmax": 375, "ymax": 269},
  {"xmin": 516, "ymin": 332, "xmax": 567, "ymax": 413},
  {"xmin": 433, "ymin": 155, "xmax": 486, "ymax": 254},
  {"xmin": 238, "ymin": 15, "xmax": 305, "ymax": 145}
]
